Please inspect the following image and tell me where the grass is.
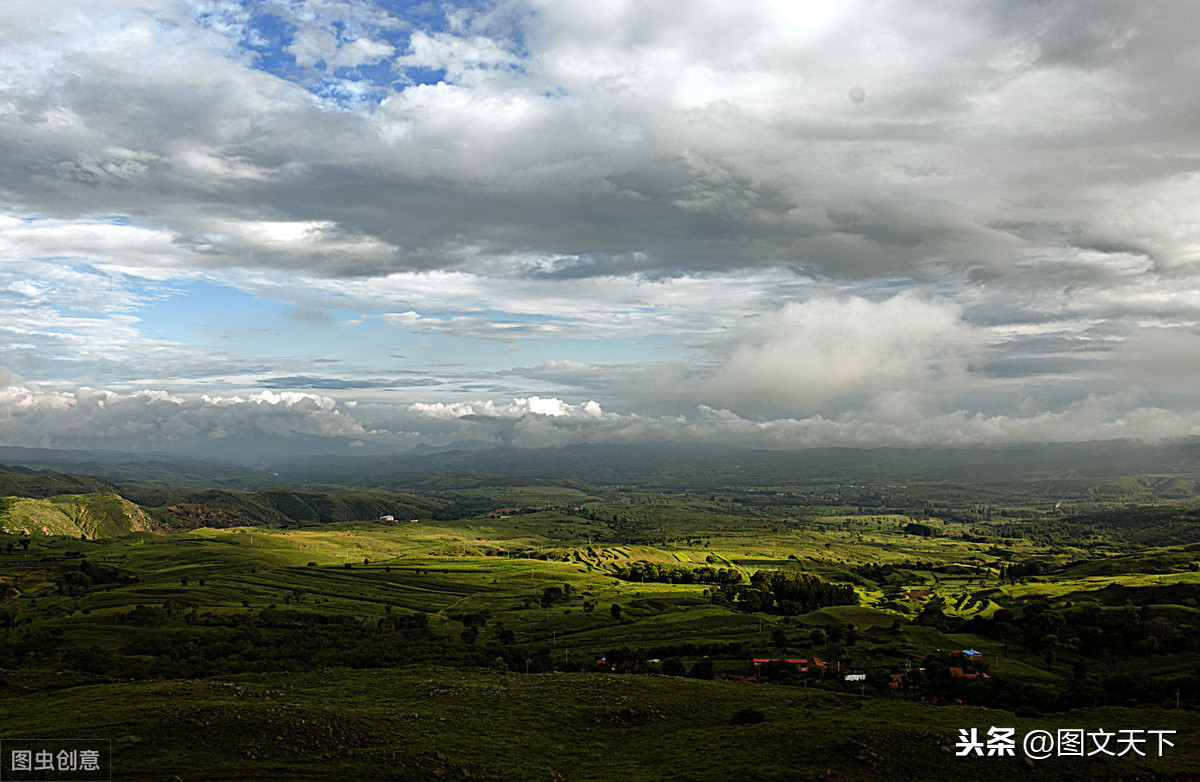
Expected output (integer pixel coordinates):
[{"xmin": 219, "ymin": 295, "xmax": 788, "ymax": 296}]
[
  {"xmin": 6, "ymin": 501, "xmax": 1200, "ymax": 780},
  {"xmin": 2, "ymin": 667, "xmax": 1199, "ymax": 781},
  {"xmin": 0, "ymin": 666, "xmax": 1195, "ymax": 782}
]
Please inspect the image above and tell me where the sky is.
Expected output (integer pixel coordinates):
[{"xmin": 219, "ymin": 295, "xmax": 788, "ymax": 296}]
[{"xmin": 2, "ymin": 0, "xmax": 1200, "ymax": 460}]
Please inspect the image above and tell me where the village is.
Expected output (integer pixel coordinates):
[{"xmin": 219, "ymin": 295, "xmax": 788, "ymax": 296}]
[{"xmin": 585, "ymin": 648, "xmax": 989, "ymax": 702}]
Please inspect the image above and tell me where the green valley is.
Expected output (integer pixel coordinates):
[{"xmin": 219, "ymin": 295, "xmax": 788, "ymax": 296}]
[{"xmin": 3, "ymin": 451, "xmax": 1200, "ymax": 779}]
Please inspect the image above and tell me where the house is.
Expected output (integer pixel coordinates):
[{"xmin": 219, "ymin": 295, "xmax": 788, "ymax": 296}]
[
  {"xmin": 379, "ymin": 515, "xmax": 394, "ymax": 521},
  {"xmin": 888, "ymin": 673, "xmax": 920, "ymax": 690},
  {"xmin": 752, "ymin": 657, "xmax": 824, "ymax": 674},
  {"xmin": 844, "ymin": 673, "xmax": 867, "ymax": 682},
  {"xmin": 952, "ymin": 649, "xmax": 983, "ymax": 661}
]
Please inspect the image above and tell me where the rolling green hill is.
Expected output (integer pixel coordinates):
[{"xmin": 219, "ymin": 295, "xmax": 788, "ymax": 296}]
[
  {"xmin": 258, "ymin": 488, "xmax": 443, "ymax": 523},
  {"xmin": 133, "ymin": 487, "xmax": 448, "ymax": 528},
  {"xmin": 0, "ymin": 492, "xmax": 160, "ymax": 538}
]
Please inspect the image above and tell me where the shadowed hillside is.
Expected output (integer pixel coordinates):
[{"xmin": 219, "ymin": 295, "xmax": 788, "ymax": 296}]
[
  {"xmin": 125, "ymin": 487, "xmax": 448, "ymax": 528},
  {"xmin": 0, "ymin": 463, "xmax": 121, "ymax": 498}
]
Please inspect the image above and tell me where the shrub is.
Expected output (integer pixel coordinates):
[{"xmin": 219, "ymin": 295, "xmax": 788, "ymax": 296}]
[{"xmin": 729, "ymin": 708, "xmax": 766, "ymax": 725}]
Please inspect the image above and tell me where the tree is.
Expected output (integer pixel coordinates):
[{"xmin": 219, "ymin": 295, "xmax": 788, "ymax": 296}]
[
  {"xmin": 661, "ymin": 657, "xmax": 685, "ymax": 676},
  {"xmin": 1042, "ymin": 634, "xmax": 1060, "ymax": 667},
  {"xmin": 993, "ymin": 622, "xmax": 1019, "ymax": 657},
  {"xmin": 610, "ymin": 603, "xmax": 622, "ymax": 620}
]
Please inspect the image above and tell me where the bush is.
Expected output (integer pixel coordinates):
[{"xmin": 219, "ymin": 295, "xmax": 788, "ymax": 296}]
[{"xmin": 729, "ymin": 708, "xmax": 766, "ymax": 725}]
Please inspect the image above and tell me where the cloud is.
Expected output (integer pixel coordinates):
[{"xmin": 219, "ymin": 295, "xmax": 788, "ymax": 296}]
[
  {"xmin": 1114, "ymin": 326, "xmax": 1200, "ymax": 390},
  {"xmin": 287, "ymin": 26, "xmax": 394, "ymax": 70},
  {"xmin": 0, "ymin": 362, "xmax": 24, "ymax": 389},
  {"xmin": 2, "ymin": 1, "xmax": 1200, "ymax": 455},
  {"xmin": 700, "ymin": 295, "xmax": 974, "ymax": 411},
  {"xmin": 397, "ymin": 29, "xmax": 520, "ymax": 84},
  {"xmin": 53, "ymin": 146, "xmax": 158, "ymax": 185},
  {"xmin": 391, "ymin": 391, "xmax": 1200, "ymax": 450},
  {"xmin": 1, "ymin": 379, "xmax": 1196, "ymax": 459},
  {"xmin": 0, "ymin": 385, "xmax": 382, "ymax": 452},
  {"xmin": 260, "ymin": 375, "xmax": 444, "ymax": 390},
  {"xmin": 1, "ymin": 0, "xmax": 1195, "ymax": 282}
]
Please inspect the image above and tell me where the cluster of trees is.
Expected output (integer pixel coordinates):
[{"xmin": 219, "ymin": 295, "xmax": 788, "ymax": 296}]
[
  {"xmin": 4, "ymin": 605, "xmax": 476, "ymax": 678},
  {"xmin": 611, "ymin": 561, "xmax": 742, "ymax": 586},
  {"xmin": 997, "ymin": 561, "xmax": 1053, "ymax": 580},
  {"xmin": 539, "ymin": 584, "xmax": 575, "ymax": 605},
  {"xmin": 915, "ymin": 592, "xmax": 1200, "ymax": 666},
  {"xmin": 2, "ymin": 539, "xmax": 32, "ymax": 555},
  {"xmin": 988, "ymin": 520, "xmax": 1109, "ymax": 547},
  {"xmin": 989, "ymin": 599, "xmax": 1200, "ymax": 660},
  {"xmin": 55, "ymin": 558, "xmax": 138, "ymax": 597},
  {"xmin": 709, "ymin": 571, "xmax": 858, "ymax": 615}
]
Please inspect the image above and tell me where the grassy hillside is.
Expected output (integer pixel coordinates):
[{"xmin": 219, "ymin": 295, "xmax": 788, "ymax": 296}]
[
  {"xmin": 259, "ymin": 488, "xmax": 444, "ymax": 523},
  {"xmin": 0, "ymin": 463, "xmax": 120, "ymax": 498},
  {"xmin": 0, "ymin": 493, "xmax": 159, "ymax": 538},
  {"xmin": 122, "ymin": 487, "xmax": 449, "ymax": 529},
  {"xmin": 3, "ymin": 667, "xmax": 1197, "ymax": 781}
]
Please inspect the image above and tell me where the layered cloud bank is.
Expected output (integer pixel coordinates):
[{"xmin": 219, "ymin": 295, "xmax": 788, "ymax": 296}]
[
  {"xmin": 3, "ymin": 380, "xmax": 1198, "ymax": 461},
  {"xmin": 2, "ymin": 1, "xmax": 1200, "ymax": 457}
]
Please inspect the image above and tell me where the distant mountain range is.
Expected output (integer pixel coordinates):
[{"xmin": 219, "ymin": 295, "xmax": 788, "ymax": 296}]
[
  {"xmin": 4, "ymin": 438, "xmax": 1200, "ymax": 535},
  {"xmin": 3, "ymin": 438, "xmax": 1200, "ymax": 491}
]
